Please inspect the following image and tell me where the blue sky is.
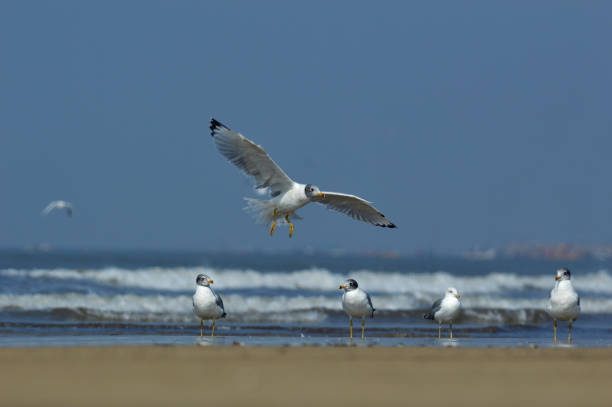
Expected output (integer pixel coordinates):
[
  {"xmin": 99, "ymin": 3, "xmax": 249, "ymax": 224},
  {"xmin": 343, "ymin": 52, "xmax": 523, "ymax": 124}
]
[{"xmin": 1, "ymin": 1, "xmax": 611, "ymax": 252}]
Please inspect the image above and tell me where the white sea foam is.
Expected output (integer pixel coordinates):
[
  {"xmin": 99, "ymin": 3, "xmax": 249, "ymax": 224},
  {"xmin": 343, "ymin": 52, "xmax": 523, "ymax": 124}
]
[
  {"xmin": 2, "ymin": 267, "xmax": 612, "ymax": 295},
  {"xmin": 2, "ymin": 292, "xmax": 612, "ymax": 320},
  {"xmin": 3, "ymin": 266, "xmax": 612, "ymax": 324}
]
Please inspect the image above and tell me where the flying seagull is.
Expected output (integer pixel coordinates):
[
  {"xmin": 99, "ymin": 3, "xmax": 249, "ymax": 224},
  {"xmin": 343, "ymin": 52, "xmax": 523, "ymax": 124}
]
[
  {"xmin": 424, "ymin": 287, "xmax": 462, "ymax": 339},
  {"xmin": 192, "ymin": 274, "xmax": 226, "ymax": 337},
  {"xmin": 209, "ymin": 118, "xmax": 396, "ymax": 237},
  {"xmin": 546, "ymin": 268, "xmax": 580, "ymax": 344},
  {"xmin": 339, "ymin": 279, "xmax": 375, "ymax": 340},
  {"xmin": 41, "ymin": 200, "xmax": 73, "ymax": 217}
]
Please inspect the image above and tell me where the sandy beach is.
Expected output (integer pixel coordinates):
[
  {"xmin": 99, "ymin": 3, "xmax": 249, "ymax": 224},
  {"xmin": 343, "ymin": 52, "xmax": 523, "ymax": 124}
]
[{"xmin": 1, "ymin": 346, "xmax": 611, "ymax": 406}]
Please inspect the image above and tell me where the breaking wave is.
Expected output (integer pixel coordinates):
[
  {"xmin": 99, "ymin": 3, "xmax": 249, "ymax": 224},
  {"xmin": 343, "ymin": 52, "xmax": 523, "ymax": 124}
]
[
  {"xmin": 2, "ymin": 266, "xmax": 612, "ymax": 325},
  {"xmin": 2, "ymin": 267, "xmax": 612, "ymax": 295},
  {"xmin": 1, "ymin": 292, "xmax": 612, "ymax": 324}
]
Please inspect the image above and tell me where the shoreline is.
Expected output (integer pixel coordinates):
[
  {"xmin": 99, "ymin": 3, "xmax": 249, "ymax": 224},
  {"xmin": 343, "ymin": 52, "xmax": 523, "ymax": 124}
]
[{"xmin": 1, "ymin": 346, "xmax": 611, "ymax": 406}]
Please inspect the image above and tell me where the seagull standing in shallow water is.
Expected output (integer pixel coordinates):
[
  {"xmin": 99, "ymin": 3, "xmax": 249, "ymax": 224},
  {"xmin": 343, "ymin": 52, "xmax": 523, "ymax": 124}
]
[
  {"xmin": 41, "ymin": 200, "xmax": 73, "ymax": 217},
  {"xmin": 339, "ymin": 279, "xmax": 375, "ymax": 340},
  {"xmin": 192, "ymin": 274, "xmax": 226, "ymax": 337},
  {"xmin": 546, "ymin": 268, "xmax": 580, "ymax": 344},
  {"xmin": 209, "ymin": 118, "xmax": 396, "ymax": 237},
  {"xmin": 424, "ymin": 287, "xmax": 462, "ymax": 339}
]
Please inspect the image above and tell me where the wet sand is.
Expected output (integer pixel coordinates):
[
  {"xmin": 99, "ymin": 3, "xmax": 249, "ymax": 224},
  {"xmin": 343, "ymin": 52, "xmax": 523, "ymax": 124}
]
[{"xmin": 1, "ymin": 346, "xmax": 611, "ymax": 406}]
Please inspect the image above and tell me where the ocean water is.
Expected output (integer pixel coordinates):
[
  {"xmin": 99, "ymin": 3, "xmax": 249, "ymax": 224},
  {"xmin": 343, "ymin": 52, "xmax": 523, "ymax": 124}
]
[{"xmin": 1, "ymin": 249, "xmax": 611, "ymax": 347}]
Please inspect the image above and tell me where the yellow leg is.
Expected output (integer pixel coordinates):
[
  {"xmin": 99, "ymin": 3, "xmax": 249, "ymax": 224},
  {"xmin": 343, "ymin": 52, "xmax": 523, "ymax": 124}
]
[
  {"xmin": 200, "ymin": 319, "xmax": 203, "ymax": 337},
  {"xmin": 438, "ymin": 324, "xmax": 441, "ymax": 339},
  {"xmin": 554, "ymin": 319, "xmax": 557, "ymax": 344},
  {"xmin": 211, "ymin": 320, "xmax": 216, "ymax": 337},
  {"xmin": 269, "ymin": 209, "xmax": 277, "ymax": 236},
  {"xmin": 350, "ymin": 318, "xmax": 353, "ymax": 340},
  {"xmin": 568, "ymin": 320, "xmax": 572, "ymax": 344},
  {"xmin": 450, "ymin": 322, "xmax": 453, "ymax": 339},
  {"xmin": 285, "ymin": 214, "xmax": 294, "ymax": 238},
  {"xmin": 361, "ymin": 318, "xmax": 365, "ymax": 340}
]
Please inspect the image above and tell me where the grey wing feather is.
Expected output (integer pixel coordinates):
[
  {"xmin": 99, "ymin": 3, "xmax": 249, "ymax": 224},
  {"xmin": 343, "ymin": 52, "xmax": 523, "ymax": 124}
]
[
  {"xmin": 366, "ymin": 293, "xmax": 375, "ymax": 318},
  {"xmin": 210, "ymin": 118, "xmax": 294, "ymax": 197},
  {"xmin": 424, "ymin": 298, "xmax": 442, "ymax": 320},
  {"xmin": 215, "ymin": 292, "xmax": 227, "ymax": 318},
  {"xmin": 430, "ymin": 298, "xmax": 442, "ymax": 314},
  {"xmin": 312, "ymin": 192, "xmax": 396, "ymax": 228},
  {"xmin": 215, "ymin": 293, "xmax": 224, "ymax": 310}
]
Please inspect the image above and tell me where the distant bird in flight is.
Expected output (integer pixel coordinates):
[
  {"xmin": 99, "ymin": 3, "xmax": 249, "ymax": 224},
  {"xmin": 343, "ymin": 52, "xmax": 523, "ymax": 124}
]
[
  {"xmin": 41, "ymin": 200, "xmax": 73, "ymax": 217},
  {"xmin": 209, "ymin": 118, "xmax": 396, "ymax": 237}
]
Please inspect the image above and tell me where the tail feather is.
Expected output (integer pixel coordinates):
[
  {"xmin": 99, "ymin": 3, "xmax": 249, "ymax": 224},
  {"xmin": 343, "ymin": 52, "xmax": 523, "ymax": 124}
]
[
  {"xmin": 424, "ymin": 312, "xmax": 435, "ymax": 320},
  {"xmin": 244, "ymin": 198, "xmax": 275, "ymax": 225}
]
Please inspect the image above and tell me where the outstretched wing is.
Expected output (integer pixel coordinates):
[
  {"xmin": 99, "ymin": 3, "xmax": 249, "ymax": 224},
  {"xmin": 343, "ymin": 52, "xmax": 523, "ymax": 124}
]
[
  {"xmin": 41, "ymin": 201, "xmax": 59, "ymax": 215},
  {"xmin": 312, "ymin": 192, "xmax": 396, "ymax": 228},
  {"xmin": 210, "ymin": 118, "xmax": 295, "ymax": 197}
]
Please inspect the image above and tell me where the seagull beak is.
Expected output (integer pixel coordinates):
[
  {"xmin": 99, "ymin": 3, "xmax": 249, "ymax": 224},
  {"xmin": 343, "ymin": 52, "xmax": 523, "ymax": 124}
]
[
  {"xmin": 318, "ymin": 192, "xmax": 324, "ymax": 197},
  {"xmin": 339, "ymin": 285, "xmax": 345, "ymax": 290},
  {"xmin": 555, "ymin": 276, "xmax": 560, "ymax": 281},
  {"xmin": 208, "ymin": 279, "xmax": 214, "ymax": 284},
  {"xmin": 455, "ymin": 294, "xmax": 461, "ymax": 298}
]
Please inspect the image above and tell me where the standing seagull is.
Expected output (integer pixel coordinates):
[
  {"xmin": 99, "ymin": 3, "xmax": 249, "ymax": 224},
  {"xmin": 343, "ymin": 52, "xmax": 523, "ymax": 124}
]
[
  {"xmin": 192, "ymin": 274, "xmax": 226, "ymax": 337},
  {"xmin": 339, "ymin": 279, "xmax": 375, "ymax": 340},
  {"xmin": 424, "ymin": 287, "xmax": 462, "ymax": 339},
  {"xmin": 546, "ymin": 268, "xmax": 580, "ymax": 344},
  {"xmin": 41, "ymin": 200, "xmax": 73, "ymax": 217},
  {"xmin": 210, "ymin": 118, "xmax": 396, "ymax": 237}
]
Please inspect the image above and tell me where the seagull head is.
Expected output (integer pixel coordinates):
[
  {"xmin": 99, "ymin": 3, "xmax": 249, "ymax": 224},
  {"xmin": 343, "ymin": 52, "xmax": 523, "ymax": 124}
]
[
  {"xmin": 304, "ymin": 184, "xmax": 324, "ymax": 199},
  {"xmin": 196, "ymin": 274, "xmax": 214, "ymax": 287},
  {"xmin": 446, "ymin": 287, "xmax": 461, "ymax": 298},
  {"xmin": 339, "ymin": 278, "xmax": 358, "ymax": 291},
  {"xmin": 555, "ymin": 268, "xmax": 571, "ymax": 281}
]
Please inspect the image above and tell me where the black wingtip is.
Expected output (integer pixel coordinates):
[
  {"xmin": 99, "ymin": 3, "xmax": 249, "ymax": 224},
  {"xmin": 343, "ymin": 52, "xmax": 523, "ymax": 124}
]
[
  {"xmin": 375, "ymin": 223, "xmax": 397, "ymax": 228},
  {"xmin": 375, "ymin": 212, "xmax": 396, "ymax": 228},
  {"xmin": 210, "ymin": 118, "xmax": 229, "ymax": 135}
]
